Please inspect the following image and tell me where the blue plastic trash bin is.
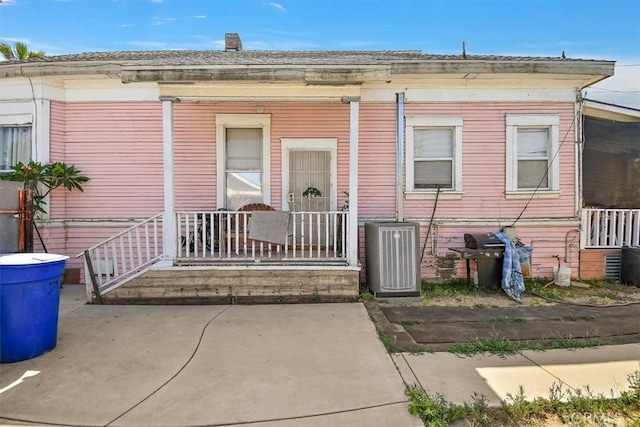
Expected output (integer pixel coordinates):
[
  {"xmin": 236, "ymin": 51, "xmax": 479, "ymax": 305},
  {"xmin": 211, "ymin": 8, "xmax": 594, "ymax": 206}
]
[{"xmin": 0, "ymin": 253, "xmax": 69, "ymax": 363}]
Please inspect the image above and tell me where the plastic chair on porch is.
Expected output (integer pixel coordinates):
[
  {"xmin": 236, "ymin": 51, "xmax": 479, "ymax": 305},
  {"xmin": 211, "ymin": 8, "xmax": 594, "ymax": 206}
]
[{"xmin": 222, "ymin": 203, "xmax": 274, "ymax": 252}]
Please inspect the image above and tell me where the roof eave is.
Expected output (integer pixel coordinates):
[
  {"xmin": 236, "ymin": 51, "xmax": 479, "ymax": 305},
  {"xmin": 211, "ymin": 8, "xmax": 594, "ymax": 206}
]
[{"xmin": 0, "ymin": 58, "xmax": 615, "ymax": 87}]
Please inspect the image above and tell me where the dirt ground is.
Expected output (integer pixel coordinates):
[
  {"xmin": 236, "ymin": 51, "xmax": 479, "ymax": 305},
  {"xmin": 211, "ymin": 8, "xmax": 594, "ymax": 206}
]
[{"xmin": 377, "ymin": 280, "xmax": 640, "ymax": 309}]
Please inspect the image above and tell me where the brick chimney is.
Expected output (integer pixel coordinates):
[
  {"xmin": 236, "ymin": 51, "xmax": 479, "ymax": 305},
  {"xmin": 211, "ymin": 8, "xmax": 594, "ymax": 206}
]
[{"xmin": 225, "ymin": 33, "xmax": 242, "ymax": 51}]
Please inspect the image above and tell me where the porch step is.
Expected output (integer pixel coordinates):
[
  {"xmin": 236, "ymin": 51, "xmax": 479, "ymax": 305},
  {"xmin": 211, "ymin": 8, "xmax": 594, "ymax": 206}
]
[{"xmin": 101, "ymin": 266, "xmax": 360, "ymax": 304}]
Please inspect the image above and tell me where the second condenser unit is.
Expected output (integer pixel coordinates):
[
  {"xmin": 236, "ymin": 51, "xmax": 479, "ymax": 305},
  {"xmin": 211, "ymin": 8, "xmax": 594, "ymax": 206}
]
[{"xmin": 365, "ymin": 222, "xmax": 421, "ymax": 297}]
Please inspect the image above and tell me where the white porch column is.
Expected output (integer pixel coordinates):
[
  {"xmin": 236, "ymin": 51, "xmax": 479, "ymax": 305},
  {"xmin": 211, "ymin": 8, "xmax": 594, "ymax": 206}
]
[
  {"xmin": 348, "ymin": 99, "xmax": 360, "ymax": 266},
  {"xmin": 161, "ymin": 98, "xmax": 176, "ymax": 260}
]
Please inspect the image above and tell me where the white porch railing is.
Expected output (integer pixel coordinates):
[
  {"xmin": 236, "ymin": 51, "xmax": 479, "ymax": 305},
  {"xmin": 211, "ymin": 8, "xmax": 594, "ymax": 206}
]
[
  {"xmin": 77, "ymin": 213, "xmax": 164, "ymax": 298},
  {"xmin": 581, "ymin": 208, "xmax": 640, "ymax": 248},
  {"xmin": 176, "ymin": 210, "xmax": 349, "ymax": 262}
]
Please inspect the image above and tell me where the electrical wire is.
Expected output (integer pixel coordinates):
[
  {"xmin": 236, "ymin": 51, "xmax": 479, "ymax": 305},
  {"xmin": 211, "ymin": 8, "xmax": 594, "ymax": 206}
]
[
  {"xmin": 512, "ymin": 101, "xmax": 582, "ymax": 226},
  {"xmin": 104, "ymin": 305, "xmax": 232, "ymax": 426}
]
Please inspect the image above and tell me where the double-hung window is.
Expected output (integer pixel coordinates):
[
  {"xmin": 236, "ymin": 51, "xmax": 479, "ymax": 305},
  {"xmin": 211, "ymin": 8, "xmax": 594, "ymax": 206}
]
[
  {"xmin": 216, "ymin": 114, "xmax": 271, "ymax": 211},
  {"xmin": 1, "ymin": 126, "xmax": 32, "ymax": 172},
  {"xmin": 225, "ymin": 128, "xmax": 263, "ymax": 210},
  {"xmin": 506, "ymin": 115, "xmax": 559, "ymax": 194},
  {"xmin": 406, "ymin": 117, "xmax": 463, "ymax": 194}
]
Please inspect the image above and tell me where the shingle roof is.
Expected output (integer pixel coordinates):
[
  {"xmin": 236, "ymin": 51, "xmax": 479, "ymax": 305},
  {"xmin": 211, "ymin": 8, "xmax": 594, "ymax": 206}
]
[{"xmin": 3, "ymin": 49, "xmax": 603, "ymax": 66}]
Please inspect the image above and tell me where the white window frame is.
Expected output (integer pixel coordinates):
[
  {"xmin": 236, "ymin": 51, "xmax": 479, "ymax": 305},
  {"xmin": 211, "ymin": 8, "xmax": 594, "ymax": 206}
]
[
  {"xmin": 215, "ymin": 114, "xmax": 271, "ymax": 209},
  {"xmin": 506, "ymin": 114, "xmax": 560, "ymax": 196},
  {"xmin": 406, "ymin": 116, "xmax": 463, "ymax": 197}
]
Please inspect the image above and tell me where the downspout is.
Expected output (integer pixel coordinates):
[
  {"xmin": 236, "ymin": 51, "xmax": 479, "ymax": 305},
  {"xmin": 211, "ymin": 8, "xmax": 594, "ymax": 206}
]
[{"xmin": 396, "ymin": 92, "xmax": 405, "ymax": 222}]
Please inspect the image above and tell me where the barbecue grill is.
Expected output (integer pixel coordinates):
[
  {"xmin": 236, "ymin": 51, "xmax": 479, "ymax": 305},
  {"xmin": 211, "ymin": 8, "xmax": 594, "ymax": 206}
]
[{"xmin": 449, "ymin": 232, "xmax": 505, "ymax": 289}]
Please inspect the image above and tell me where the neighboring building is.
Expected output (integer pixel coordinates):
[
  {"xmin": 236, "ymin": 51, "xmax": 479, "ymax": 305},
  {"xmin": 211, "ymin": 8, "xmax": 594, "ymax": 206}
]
[
  {"xmin": 579, "ymin": 99, "xmax": 640, "ymax": 280},
  {"xmin": 0, "ymin": 34, "xmax": 615, "ymax": 301}
]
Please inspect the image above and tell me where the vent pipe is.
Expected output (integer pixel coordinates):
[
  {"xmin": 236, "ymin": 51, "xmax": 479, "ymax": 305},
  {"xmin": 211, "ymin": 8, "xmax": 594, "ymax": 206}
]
[{"xmin": 396, "ymin": 92, "xmax": 405, "ymax": 222}]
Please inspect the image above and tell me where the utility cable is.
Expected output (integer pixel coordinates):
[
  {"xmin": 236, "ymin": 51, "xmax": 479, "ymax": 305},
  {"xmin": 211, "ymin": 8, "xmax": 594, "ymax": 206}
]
[
  {"xmin": 420, "ymin": 186, "xmax": 440, "ymax": 265},
  {"xmin": 512, "ymin": 103, "xmax": 581, "ymax": 226},
  {"xmin": 105, "ymin": 305, "xmax": 232, "ymax": 426}
]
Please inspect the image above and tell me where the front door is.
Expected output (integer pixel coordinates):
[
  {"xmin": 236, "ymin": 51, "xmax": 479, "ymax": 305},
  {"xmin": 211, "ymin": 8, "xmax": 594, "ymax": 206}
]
[{"xmin": 282, "ymin": 138, "xmax": 337, "ymax": 245}]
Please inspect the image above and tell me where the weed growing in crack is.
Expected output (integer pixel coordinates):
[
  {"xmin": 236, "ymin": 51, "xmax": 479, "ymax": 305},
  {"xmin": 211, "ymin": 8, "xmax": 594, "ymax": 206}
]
[{"xmin": 377, "ymin": 329, "xmax": 397, "ymax": 353}]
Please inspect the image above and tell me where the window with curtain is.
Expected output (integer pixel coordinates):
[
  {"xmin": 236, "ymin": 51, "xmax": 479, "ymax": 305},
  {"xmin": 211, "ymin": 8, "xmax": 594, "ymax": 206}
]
[
  {"xmin": 1, "ymin": 126, "xmax": 32, "ymax": 172},
  {"xmin": 225, "ymin": 128, "xmax": 263, "ymax": 210}
]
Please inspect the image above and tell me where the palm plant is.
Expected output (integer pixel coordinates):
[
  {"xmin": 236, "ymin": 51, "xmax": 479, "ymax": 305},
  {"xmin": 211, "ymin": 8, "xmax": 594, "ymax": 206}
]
[
  {"xmin": 0, "ymin": 41, "xmax": 45, "ymax": 60},
  {"xmin": 1, "ymin": 161, "xmax": 89, "ymax": 251}
]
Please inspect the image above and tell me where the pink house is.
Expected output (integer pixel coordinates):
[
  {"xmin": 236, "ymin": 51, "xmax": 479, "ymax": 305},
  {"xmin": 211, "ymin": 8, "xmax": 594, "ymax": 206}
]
[{"xmin": 0, "ymin": 34, "xmax": 615, "ymax": 302}]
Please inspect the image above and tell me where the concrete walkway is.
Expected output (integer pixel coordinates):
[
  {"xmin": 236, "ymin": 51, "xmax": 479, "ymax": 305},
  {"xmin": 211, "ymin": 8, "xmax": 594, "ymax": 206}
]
[
  {"xmin": 395, "ymin": 344, "xmax": 640, "ymax": 407},
  {"xmin": 0, "ymin": 286, "xmax": 639, "ymax": 426}
]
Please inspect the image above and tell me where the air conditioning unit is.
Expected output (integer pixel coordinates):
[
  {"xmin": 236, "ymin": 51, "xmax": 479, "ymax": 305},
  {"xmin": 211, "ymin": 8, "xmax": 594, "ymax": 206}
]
[{"xmin": 365, "ymin": 222, "xmax": 421, "ymax": 297}]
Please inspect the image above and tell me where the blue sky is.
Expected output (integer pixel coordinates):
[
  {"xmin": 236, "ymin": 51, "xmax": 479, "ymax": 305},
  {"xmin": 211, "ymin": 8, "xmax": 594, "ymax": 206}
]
[{"xmin": 1, "ymin": 0, "xmax": 639, "ymax": 101}]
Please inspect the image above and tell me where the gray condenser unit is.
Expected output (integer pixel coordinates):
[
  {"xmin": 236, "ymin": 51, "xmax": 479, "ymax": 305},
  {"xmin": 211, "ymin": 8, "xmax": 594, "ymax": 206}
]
[{"xmin": 365, "ymin": 222, "xmax": 421, "ymax": 297}]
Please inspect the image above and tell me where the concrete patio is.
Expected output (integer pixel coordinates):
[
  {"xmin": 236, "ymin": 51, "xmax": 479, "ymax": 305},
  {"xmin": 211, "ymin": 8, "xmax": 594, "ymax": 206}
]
[{"xmin": 0, "ymin": 285, "xmax": 638, "ymax": 426}]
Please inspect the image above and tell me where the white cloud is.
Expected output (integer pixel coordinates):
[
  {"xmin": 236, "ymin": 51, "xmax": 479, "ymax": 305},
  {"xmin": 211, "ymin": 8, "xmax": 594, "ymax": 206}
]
[
  {"xmin": 151, "ymin": 17, "xmax": 177, "ymax": 26},
  {"xmin": 192, "ymin": 15, "xmax": 206, "ymax": 19},
  {"xmin": 0, "ymin": 0, "xmax": 17, "ymax": 5},
  {"xmin": 149, "ymin": 0, "xmax": 163, "ymax": 3},
  {"xmin": 119, "ymin": 23, "xmax": 133, "ymax": 27},
  {"xmin": 268, "ymin": 2, "xmax": 286, "ymax": 13}
]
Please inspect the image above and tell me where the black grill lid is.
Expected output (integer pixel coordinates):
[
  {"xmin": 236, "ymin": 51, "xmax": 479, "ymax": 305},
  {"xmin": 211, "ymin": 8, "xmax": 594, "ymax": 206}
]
[{"xmin": 464, "ymin": 233, "xmax": 505, "ymax": 249}]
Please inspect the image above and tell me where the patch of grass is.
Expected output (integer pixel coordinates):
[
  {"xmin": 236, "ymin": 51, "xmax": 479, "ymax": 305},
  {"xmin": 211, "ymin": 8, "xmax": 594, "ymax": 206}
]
[
  {"xmin": 422, "ymin": 279, "xmax": 482, "ymax": 298},
  {"xmin": 406, "ymin": 366, "xmax": 640, "ymax": 426},
  {"xmin": 377, "ymin": 329, "xmax": 397, "ymax": 353},
  {"xmin": 449, "ymin": 338, "xmax": 521, "ymax": 356},
  {"xmin": 525, "ymin": 277, "xmax": 640, "ymax": 305},
  {"xmin": 487, "ymin": 316, "xmax": 526, "ymax": 324},
  {"xmin": 559, "ymin": 315, "xmax": 596, "ymax": 322},
  {"xmin": 406, "ymin": 346, "xmax": 427, "ymax": 355},
  {"xmin": 399, "ymin": 319, "xmax": 422, "ymax": 326},
  {"xmin": 359, "ymin": 291, "xmax": 374, "ymax": 301},
  {"xmin": 448, "ymin": 336, "xmax": 602, "ymax": 356},
  {"xmin": 406, "ymin": 385, "xmax": 468, "ymax": 427},
  {"xmin": 502, "ymin": 370, "xmax": 640, "ymax": 426},
  {"xmin": 544, "ymin": 336, "xmax": 602, "ymax": 350}
]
